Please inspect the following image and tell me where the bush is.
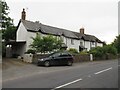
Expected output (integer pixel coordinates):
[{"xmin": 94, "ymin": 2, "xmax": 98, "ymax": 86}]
[
  {"xmin": 79, "ymin": 51, "xmax": 88, "ymax": 55},
  {"xmin": 103, "ymin": 45, "xmax": 117, "ymax": 55},
  {"xmin": 89, "ymin": 46, "xmax": 104, "ymax": 57},
  {"xmin": 67, "ymin": 48, "xmax": 78, "ymax": 54},
  {"xmin": 89, "ymin": 45, "xmax": 117, "ymax": 58},
  {"xmin": 25, "ymin": 49, "xmax": 36, "ymax": 54}
]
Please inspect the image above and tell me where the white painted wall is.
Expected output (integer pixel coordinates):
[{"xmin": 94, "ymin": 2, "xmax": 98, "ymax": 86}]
[
  {"xmin": 85, "ymin": 41, "xmax": 91, "ymax": 51},
  {"xmin": 16, "ymin": 22, "xmax": 27, "ymax": 42},
  {"xmin": 66, "ymin": 37, "xmax": 79, "ymax": 52},
  {"xmin": 26, "ymin": 31, "xmax": 38, "ymax": 51},
  {"xmin": 97, "ymin": 42, "xmax": 103, "ymax": 47},
  {"xmin": 91, "ymin": 42, "xmax": 96, "ymax": 48}
]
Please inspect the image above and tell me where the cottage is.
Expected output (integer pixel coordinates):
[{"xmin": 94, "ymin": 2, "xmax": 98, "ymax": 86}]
[{"xmin": 11, "ymin": 9, "xmax": 103, "ymax": 57}]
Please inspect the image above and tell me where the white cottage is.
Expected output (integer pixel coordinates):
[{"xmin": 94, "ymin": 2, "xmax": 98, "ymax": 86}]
[{"xmin": 12, "ymin": 9, "xmax": 103, "ymax": 57}]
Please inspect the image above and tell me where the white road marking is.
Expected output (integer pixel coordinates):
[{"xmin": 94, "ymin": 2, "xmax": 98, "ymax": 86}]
[
  {"xmin": 52, "ymin": 78, "xmax": 82, "ymax": 90},
  {"xmin": 94, "ymin": 67, "xmax": 112, "ymax": 75}
]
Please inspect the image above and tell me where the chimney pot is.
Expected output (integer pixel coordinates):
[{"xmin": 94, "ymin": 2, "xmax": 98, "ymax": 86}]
[
  {"xmin": 21, "ymin": 8, "xmax": 26, "ymax": 20},
  {"xmin": 80, "ymin": 27, "xmax": 84, "ymax": 34}
]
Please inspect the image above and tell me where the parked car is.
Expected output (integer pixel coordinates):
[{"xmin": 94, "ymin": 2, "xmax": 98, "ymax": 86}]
[{"xmin": 37, "ymin": 51, "xmax": 74, "ymax": 67}]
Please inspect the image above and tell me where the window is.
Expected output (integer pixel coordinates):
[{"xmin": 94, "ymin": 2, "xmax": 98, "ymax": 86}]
[
  {"xmin": 52, "ymin": 53, "xmax": 60, "ymax": 57},
  {"xmin": 80, "ymin": 42, "xmax": 83, "ymax": 46},
  {"xmin": 71, "ymin": 39, "xmax": 74, "ymax": 45},
  {"xmin": 92, "ymin": 42, "xmax": 95, "ymax": 45}
]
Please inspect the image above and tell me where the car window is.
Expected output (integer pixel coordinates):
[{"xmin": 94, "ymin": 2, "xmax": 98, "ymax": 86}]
[
  {"xmin": 52, "ymin": 53, "xmax": 61, "ymax": 57},
  {"xmin": 60, "ymin": 53, "xmax": 69, "ymax": 57}
]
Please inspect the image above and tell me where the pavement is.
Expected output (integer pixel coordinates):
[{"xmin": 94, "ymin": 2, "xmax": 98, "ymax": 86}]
[{"xmin": 2, "ymin": 58, "xmax": 118, "ymax": 88}]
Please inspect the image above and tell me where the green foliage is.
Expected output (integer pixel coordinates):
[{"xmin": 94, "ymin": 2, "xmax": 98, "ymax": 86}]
[
  {"xmin": 89, "ymin": 46, "xmax": 104, "ymax": 57},
  {"xmin": 112, "ymin": 35, "xmax": 120, "ymax": 54},
  {"xmin": 30, "ymin": 34, "xmax": 63, "ymax": 53},
  {"xmin": 2, "ymin": 26, "xmax": 16, "ymax": 41},
  {"xmin": 25, "ymin": 49, "xmax": 36, "ymax": 54},
  {"xmin": 89, "ymin": 45, "xmax": 117, "ymax": 58},
  {"xmin": 67, "ymin": 48, "xmax": 78, "ymax": 54},
  {"xmin": 79, "ymin": 51, "xmax": 88, "ymax": 55},
  {"xmin": 1, "ymin": 0, "xmax": 16, "ymax": 41},
  {"xmin": 1, "ymin": 0, "xmax": 13, "ymax": 29},
  {"xmin": 103, "ymin": 45, "xmax": 117, "ymax": 55}
]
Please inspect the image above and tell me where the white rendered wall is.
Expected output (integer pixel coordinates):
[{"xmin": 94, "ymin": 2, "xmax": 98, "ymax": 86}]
[
  {"xmin": 66, "ymin": 38, "xmax": 79, "ymax": 52},
  {"xmin": 26, "ymin": 31, "xmax": 38, "ymax": 51},
  {"xmin": 97, "ymin": 42, "xmax": 103, "ymax": 47},
  {"xmin": 85, "ymin": 41, "xmax": 91, "ymax": 51},
  {"xmin": 16, "ymin": 22, "xmax": 27, "ymax": 42}
]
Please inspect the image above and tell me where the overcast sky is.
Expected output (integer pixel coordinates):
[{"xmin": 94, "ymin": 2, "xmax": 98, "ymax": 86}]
[{"xmin": 6, "ymin": 0, "xmax": 119, "ymax": 44}]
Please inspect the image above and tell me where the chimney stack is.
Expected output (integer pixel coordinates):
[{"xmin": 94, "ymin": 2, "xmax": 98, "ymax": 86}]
[
  {"xmin": 21, "ymin": 8, "xmax": 26, "ymax": 20},
  {"xmin": 80, "ymin": 27, "xmax": 84, "ymax": 34}
]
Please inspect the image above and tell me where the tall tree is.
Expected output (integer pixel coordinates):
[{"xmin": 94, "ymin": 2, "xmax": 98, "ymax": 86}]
[
  {"xmin": 1, "ymin": 0, "xmax": 13, "ymax": 29},
  {"xmin": 0, "ymin": 0, "xmax": 16, "ymax": 41}
]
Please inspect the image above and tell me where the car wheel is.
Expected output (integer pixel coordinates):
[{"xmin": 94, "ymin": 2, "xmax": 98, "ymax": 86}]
[
  {"xmin": 44, "ymin": 61, "xmax": 50, "ymax": 67},
  {"xmin": 67, "ymin": 61, "xmax": 73, "ymax": 66}
]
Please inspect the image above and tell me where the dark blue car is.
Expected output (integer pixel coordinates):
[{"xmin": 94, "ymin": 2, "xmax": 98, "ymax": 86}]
[{"xmin": 37, "ymin": 51, "xmax": 74, "ymax": 67}]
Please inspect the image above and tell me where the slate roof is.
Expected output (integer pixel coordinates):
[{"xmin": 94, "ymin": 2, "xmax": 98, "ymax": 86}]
[{"xmin": 19, "ymin": 19, "xmax": 103, "ymax": 43}]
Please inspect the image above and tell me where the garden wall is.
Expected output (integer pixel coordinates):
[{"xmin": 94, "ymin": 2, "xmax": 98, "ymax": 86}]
[
  {"xmin": 32, "ymin": 53, "xmax": 118, "ymax": 64},
  {"xmin": 32, "ymin": 54, "xmax": 91, "ymax": 64}
]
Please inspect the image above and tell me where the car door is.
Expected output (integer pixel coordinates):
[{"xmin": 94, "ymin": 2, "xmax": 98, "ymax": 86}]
[
  {"xmin": 51, "ymin": 53, "xmax": 61, "ymax": 65},
  {"xmin": 60, "ymin": 53, "xmax": 69, "ymax": 65}
]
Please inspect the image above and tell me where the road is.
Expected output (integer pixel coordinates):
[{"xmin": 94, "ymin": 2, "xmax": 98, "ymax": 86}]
[{"xmin": 3, "ymin": 59, "xmax": 119, "ymax": 89}]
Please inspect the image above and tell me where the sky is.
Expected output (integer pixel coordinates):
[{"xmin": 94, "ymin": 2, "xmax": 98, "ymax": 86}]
[{"xmin": 6, "ymin": 0, "xmax": 119, "ymax": 44}]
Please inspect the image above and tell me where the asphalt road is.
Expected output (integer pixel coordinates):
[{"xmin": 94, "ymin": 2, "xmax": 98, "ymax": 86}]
[{"xmin": 3, "ymin": 59, "xmax": 119, "ymax": 89}]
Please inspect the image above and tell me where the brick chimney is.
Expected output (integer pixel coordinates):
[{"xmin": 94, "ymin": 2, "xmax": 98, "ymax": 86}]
[
  {"xmin": 80, "ymin": 27, "xmax": 84, "ymax": 34},
  {"xmin": 21, "ymin": 8, "xmax": 26, "ymax": 20}
]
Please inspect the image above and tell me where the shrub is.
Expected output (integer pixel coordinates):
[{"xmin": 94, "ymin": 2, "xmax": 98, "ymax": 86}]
[
  {"xmin": 89, "ymin": 46, "xmax": 104, "ymax": 57},
  {"xmin": 103, "ymin": 45, "xmax": 117, "ymax": 55},
  {"xmin": 67, "ymin": 48, "xmax": 78, "ymax": 54},
  {"xmin": 25, "ymin": 49, "xmax": 36, "ymax": 54},
  {"xmin": 79, "ymin": 51, "xmax": 88, "ymax": 55},
  {"xmin": 89, "ymin": 45, "xmax": 117, "ymax": 58}
]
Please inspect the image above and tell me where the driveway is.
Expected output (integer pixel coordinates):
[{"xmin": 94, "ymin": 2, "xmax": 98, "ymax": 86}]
[{"xmin": 3, "ymin": 58, "xmax": 79, "ymax": 81}]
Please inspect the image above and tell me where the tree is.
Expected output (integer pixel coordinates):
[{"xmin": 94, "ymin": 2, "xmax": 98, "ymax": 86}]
[
  {"xmin": 112, "ymin": 35, "xmax": 120, "ymax": 54},
  {"xmin": 1, "ymin": 0, "xmax": 16, "ymax": 41},
  {"xmin": 30, "ymin": 33, "xmax": 63, "ymax": 53},
  {"xmin": 89, "ymin": 46, "xmax": 104, "ymax": 57},
  {"xmin": 2, "ymin": 26, "xmax": 16, "ymax": 41},
  {"xmin": 1, "ymin": 0, "xmax": 13, "ymax": 29}
]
